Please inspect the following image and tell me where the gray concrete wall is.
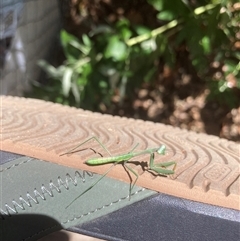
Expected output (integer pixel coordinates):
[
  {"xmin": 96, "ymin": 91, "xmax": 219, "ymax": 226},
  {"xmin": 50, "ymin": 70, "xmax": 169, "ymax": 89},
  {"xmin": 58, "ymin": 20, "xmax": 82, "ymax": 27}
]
[{"xmin": 0, "ymin": 0, "xmax": 60, "ymax": 96}]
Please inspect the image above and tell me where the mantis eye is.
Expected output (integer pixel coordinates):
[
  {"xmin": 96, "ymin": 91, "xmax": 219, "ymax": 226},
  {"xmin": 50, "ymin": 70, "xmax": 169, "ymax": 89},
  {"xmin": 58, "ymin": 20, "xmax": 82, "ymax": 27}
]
[{"xmin": 157, "ymin": 145, "xmax": 166, "ymax": 155}]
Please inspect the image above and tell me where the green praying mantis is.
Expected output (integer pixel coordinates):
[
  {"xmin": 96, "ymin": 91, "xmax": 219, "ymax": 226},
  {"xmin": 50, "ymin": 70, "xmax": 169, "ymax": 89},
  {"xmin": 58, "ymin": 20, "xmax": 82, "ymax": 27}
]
[{"xmin": 61, "ymin": 136, "xmax": 177, "ymax": 208}]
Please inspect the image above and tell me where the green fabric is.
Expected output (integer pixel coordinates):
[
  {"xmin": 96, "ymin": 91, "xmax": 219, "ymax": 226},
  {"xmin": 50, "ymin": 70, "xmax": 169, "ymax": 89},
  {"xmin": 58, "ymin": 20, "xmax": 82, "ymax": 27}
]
[{"xmin": 1, "ymin": 156, "xmax": 156, "ymax": 241}]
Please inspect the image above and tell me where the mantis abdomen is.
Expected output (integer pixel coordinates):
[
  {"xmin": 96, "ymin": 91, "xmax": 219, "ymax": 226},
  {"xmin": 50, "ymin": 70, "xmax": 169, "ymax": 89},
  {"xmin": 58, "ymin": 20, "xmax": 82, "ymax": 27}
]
[{"xmin": 85, "ymin": 153, "xmax": 135, "ymax": 165}]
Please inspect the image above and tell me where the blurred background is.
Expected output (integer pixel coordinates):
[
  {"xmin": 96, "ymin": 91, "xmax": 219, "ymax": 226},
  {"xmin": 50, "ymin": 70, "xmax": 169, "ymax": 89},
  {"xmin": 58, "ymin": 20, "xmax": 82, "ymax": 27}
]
[{"xmin": 1, "ymin": 0, "xmax": 239, "ymax": 142}]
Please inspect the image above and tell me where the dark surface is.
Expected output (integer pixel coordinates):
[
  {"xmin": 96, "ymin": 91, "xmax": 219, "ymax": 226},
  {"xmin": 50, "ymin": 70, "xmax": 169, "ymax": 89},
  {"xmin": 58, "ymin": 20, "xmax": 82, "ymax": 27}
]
[
  {"xmin": 0, "ymin": 150, "xmax": 23, "ymax": 165},
  {"xmin": 70, "ymin": 193, "xmax": 240, "ymax": 241}
]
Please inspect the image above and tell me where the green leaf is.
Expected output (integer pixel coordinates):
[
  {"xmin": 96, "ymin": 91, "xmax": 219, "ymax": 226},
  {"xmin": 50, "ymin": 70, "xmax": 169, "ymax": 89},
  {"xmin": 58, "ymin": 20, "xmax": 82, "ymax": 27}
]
[
  {"xmin": 134, "ymin": 25, "xmax": 151, "ymax": 35},
  {"xmin": 224, "ymin": 60, "xmax": 238, "ymax": 74},
  {"xmin": 157, "ymin": 11, "xmax": 175, "ymax": 21},
  {"xmin": 156, "ymin": 35, "xmax": 167, "ymax": 54},
  {"xmin": 71, "ymin": 81, "xmax": 81, "ymax": 104},
  {"xmin": 141, "ymin": 39, "xmax": 157, "ymax": 52},
  {"xmin": 147, "ymin": 0, "xmax": 163, "ymax": 11},
  {"xmin": 82, "ymin": 34, "xmax": 91, "ymax": 47},
  {"xmin": 200, "ymin": 36, "xmax": 211, "ymax": 54},
  {"xmin": 144, "ymin": 66, "xmax": 157, "ymax": 82},
  {"xmin": 90, "ymin": 25, "xmax": 112, "ymax": 36},
  {"xmin": 62, "ymin": 67, "xmax": 73, "ymax": 97},
  {"xmin": 61, "ymin": 30, "xmax": 78, "ymax": 48},
  {"xmin": 99, "ymin": 80, "xmax": 108, "ymax": 88},
  {"xmin": 218, "ymin": 80, "xmax": 228, "ymax": 93},
  {"xmin": 120, "ymin": 27, "xmax": 132, "ymax": 41},
  {"xmin": 38, "ymin": 60, "xmax": 58, "ymax": 78},
  {"xmin": 116, "ymin": 19, "xmax": 132, "ymax": 40},
  {"xmin": 60, "ymin": 30, "xmax": 84, "ymax": 60},
  {"xmin": 104, "ymin": 36, "xmax": 127, "ymax": 61}
]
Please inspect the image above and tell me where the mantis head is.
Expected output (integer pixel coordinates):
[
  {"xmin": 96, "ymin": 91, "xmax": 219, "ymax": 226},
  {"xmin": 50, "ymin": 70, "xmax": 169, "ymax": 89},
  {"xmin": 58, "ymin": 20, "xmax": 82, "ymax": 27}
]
[{"xmin": 157, "ymin": 145, "xmax": 166, "ymax": 155}]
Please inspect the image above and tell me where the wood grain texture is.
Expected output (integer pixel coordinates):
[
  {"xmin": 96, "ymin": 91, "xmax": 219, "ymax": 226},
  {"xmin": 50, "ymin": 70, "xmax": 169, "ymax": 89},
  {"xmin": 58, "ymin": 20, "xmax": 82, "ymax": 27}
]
[{"xmin": 1, "ymin": 96, "xmax": 239, "ymax": 210}]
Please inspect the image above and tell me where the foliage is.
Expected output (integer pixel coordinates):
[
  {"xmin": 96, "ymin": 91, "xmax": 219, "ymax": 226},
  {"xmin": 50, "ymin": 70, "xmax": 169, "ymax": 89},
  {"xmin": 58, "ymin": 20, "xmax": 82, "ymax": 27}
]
[{"xmin": 29, "ymin": 0, "xmax": 240, "ymax": 110}]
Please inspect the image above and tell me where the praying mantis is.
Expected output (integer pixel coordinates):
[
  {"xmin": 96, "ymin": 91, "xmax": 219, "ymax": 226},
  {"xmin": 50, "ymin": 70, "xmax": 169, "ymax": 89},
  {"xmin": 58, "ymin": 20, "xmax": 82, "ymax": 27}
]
[{"xmin": 61, "ymin": 136, "xmax": 177, "ymax": 208}]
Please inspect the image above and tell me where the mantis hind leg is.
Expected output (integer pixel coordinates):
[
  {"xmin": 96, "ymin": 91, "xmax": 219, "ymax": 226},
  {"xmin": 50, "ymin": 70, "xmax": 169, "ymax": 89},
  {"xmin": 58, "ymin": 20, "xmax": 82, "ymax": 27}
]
[
  {"xmin": 127, "ymin": 143, "xmax": 139, "ymax": 154},
  {"xmin": 66, "ymin": 161, "xmax": 117, "ymax": 209},
  {"xmin": 60, "ymin": 136, "xmax": 112, "ymax": 157},
  {"xmin": 123, "ymin": 162, "xmax": 139, "ymax": 199}
]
